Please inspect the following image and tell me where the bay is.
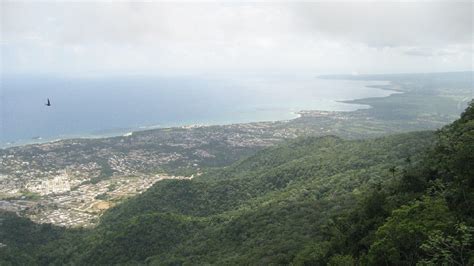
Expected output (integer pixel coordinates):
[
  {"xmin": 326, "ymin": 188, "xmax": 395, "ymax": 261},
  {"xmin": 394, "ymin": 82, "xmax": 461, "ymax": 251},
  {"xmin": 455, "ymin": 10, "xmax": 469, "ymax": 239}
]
[{"xmin": 0, "ymin": 75, "xmax": 392, "ymax": 147}]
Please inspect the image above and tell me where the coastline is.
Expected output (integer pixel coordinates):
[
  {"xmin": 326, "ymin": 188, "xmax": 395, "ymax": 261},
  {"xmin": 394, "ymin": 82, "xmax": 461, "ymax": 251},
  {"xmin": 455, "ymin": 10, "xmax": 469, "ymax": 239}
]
[
  {"xmin": 0, "ymin": 79, "xmax": 396, "ymax": 150},
  {"xmin": 337, "ymin": 83, "xmax": 403, "ymax": 107}
]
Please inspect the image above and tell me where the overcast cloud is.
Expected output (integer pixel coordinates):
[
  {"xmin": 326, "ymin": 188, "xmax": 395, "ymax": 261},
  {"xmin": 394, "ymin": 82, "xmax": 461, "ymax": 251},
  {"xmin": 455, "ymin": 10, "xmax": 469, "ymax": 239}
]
[{"xmin": 1, "ymin": 1, "xmax": 472, "ymax": 76}]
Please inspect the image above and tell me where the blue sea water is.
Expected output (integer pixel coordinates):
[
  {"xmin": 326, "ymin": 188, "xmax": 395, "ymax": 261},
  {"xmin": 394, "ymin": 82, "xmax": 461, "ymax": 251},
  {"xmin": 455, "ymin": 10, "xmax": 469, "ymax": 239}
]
[{"xmin": 0, "ymin": 74, "xmax": 392, "ymax": 147}]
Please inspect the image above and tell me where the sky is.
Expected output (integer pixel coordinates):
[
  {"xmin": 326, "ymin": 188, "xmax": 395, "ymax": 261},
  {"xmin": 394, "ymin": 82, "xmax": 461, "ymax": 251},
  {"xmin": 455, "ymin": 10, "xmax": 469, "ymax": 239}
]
[{"xmin": 1, "ymin": 1, "xmax": 473, "ymax": 77}]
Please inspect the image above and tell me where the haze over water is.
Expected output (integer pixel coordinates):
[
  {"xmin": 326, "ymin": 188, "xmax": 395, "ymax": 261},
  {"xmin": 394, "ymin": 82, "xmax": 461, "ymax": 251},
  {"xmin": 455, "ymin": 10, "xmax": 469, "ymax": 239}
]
[{"xmin": 0, "ymin": 75, "xmax": 391, "ymax": 147}]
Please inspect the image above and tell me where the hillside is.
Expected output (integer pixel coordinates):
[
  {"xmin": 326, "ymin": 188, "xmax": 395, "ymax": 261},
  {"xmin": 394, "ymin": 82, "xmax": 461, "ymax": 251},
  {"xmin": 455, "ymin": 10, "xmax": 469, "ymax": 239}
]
[
  {"xmin": 1, "ymin": 103, "xmax": 473, "ymax": 265},
  {"xmin": 1, "ymin": 72, "xmax": 471, "ymax": 228}
]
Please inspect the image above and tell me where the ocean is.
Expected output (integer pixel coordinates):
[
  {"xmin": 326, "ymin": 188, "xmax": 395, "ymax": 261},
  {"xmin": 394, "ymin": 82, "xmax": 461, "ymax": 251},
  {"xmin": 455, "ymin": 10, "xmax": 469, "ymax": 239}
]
[{"xmin": 0, "ymin": 74, "xmax": 392, "ymax": 147}]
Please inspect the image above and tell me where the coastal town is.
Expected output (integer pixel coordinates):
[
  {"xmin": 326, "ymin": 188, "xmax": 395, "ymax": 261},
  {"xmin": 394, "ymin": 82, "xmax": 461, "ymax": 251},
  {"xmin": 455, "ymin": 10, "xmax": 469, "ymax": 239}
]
[
  {"xmin": 0, "ymin": 121, "xmax": 302, "ymax": 227},
  {"xmin": 0, "ymin": 88, "xmax": 462, "ymax": 228}
]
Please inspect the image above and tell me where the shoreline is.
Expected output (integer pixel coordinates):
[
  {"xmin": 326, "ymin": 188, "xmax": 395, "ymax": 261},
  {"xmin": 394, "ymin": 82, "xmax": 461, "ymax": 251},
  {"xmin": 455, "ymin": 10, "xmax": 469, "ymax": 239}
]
[{"xmin": 0, "ymin": 79, "xmax": 397, "ymax": 150}]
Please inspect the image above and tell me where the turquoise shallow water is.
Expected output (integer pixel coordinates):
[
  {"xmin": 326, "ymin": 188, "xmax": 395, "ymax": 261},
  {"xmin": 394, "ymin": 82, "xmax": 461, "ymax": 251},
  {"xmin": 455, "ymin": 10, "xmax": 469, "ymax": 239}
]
[{"xmin": 0, "ymin": 75, "xmax": 392, "ymax": 147}]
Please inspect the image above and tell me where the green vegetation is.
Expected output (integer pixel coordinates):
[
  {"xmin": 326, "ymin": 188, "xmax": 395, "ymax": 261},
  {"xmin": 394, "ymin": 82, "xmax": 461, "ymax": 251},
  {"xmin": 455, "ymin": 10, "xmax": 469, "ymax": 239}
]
[
  {"xmin": 291, "ymin": 71, "xmax": 473, "ymax": 139},
  {"xmin": 89, "ymin": 159, "xmax": 115, "ymax": 184},
  {"xmin": 94, "ymin": 193, "xmax": 108, "ymax": 200},
  {"xmin": 0, "ymin": 190, "xmax": 41, "ymax": 201},
  {"xmin": 1, "ymin": 102, "xmax": 473, "ymax": 264}
]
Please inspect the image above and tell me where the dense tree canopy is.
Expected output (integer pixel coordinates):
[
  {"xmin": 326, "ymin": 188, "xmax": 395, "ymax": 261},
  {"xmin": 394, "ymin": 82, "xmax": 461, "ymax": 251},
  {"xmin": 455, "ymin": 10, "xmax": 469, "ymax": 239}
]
[{"xmin": 1, "ymin": 103, "xmax": 473, "ymax": 265}]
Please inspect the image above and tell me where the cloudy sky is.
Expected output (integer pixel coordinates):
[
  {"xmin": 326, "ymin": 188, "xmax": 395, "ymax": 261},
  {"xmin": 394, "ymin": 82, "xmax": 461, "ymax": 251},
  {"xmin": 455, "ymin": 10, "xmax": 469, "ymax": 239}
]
[{"xmin": 1, "ymin": 1, "xmax": 472, "ymax": 77}]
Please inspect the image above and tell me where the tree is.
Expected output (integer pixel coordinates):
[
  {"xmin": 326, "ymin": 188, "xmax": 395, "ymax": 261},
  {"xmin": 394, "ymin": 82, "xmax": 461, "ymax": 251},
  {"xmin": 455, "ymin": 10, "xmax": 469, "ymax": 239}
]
[
  {"xmin": 367, "ymin": 196, "xmax": 455, "ymax": 265},
  {"xmin": 328, "ymin": 254, "xmax": 355, "ymax": 266},
  {"xmin": 419, "ymin": 223, "xmax": 474, "ymax": 266},
  {"xmin": 389, "ymin": 166, "xmax": 396, "ymax": 178}
]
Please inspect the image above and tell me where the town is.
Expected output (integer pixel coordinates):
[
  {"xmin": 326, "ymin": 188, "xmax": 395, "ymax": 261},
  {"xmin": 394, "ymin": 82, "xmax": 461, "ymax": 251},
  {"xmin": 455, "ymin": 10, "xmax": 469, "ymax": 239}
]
[
  {"xmin": 0, "ymin": 121, "xmax": 301, "ymax": 227},
  {"xmin": 1, "ymin": 89, "xmax": 460, "ymax": 228}
]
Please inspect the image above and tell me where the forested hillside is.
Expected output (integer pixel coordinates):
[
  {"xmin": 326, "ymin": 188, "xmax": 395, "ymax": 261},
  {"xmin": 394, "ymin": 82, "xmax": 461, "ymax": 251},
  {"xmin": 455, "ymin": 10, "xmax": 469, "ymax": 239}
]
[{"xmin": 1, "ymin": 103, "xmax": 473, "ymax": 265}]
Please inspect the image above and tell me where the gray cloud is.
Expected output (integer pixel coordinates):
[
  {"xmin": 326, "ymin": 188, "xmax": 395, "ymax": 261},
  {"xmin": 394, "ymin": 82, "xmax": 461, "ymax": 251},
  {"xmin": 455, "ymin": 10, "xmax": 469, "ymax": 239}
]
[
  {"xmin": 1, "ymin": 1, "xmax": 472, "ymax": 75},
  {"xmin": 402, "ymin": 47, "xmax": 467, "ymax": 57},
  {"xmin": 292, "ymin": 2, "xmax": 473, "ymax": 47}
]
